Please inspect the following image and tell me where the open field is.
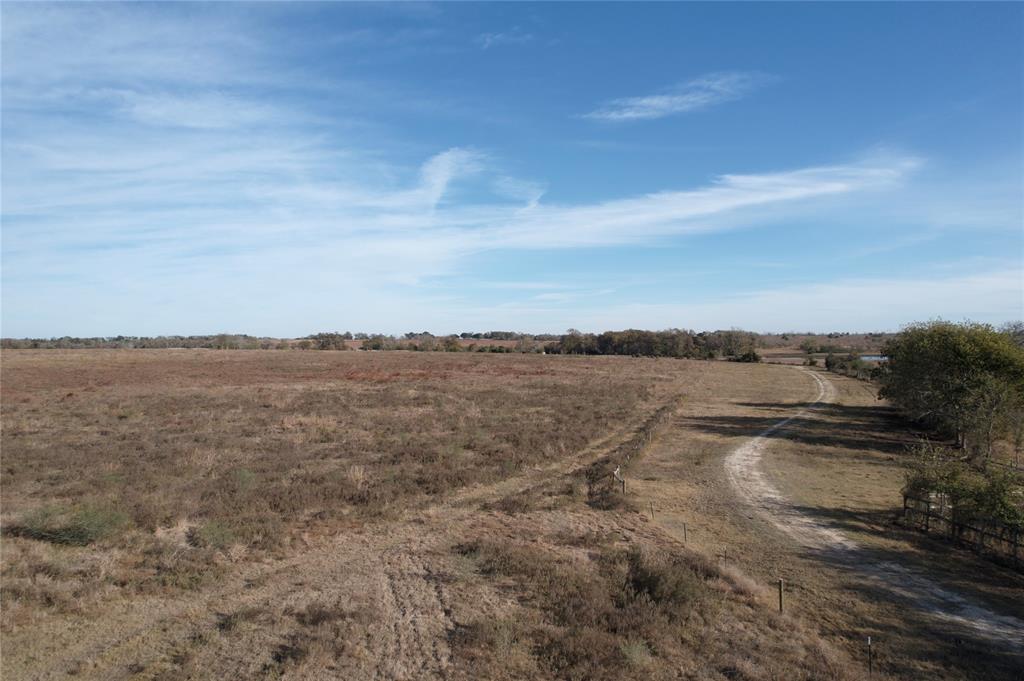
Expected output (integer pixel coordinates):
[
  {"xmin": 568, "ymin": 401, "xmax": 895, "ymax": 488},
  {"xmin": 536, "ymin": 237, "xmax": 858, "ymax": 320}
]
[{"xmin": 1, "ymin": 350, "xmax": 1021, "ymax": 680}]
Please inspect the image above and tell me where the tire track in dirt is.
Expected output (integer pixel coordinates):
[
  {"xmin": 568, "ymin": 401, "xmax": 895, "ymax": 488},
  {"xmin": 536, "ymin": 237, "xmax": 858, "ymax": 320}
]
[
  {"xmin": 724, "ymin": 369, "xmax": 1024, "ymax": 655},
  {"xmin": 374, "ymin": 550, "xmax": 453, "ymax": 681}
]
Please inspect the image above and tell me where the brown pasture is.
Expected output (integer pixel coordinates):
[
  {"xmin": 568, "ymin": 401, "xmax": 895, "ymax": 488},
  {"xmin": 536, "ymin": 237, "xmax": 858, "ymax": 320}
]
[{"xmin": 1, "ymin": 350, "xmax": 1017, "ymax": 680}]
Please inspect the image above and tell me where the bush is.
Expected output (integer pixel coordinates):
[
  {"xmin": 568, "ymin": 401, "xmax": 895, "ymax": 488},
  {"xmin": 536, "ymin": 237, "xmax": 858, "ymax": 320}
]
[
  {"xmin": 904, "ymin": 442, "xmax": 1024, "ymax": 530},
  {"xmin": 15, "ymin": 504, "xmax": 130, "ymax": 545},
  {"xmin": 880, "ymin": 321, "xmax": 1024, "ymax": 458},
  {"xmin": 307, "ymin": 332, "xmax": 351, "ymax": 350},
  {"xmin": 623, "ymin": 547, "xmax": 703, "ymax": 618},
  {"xmin": 536, "ymin": 627, "xmax": 621, "ymax": 681},
  {"xmin": 619, "ymin": 639, "xmax": 653, "ymax": 670},
  {"xmin": 189, "ymin": 521, "xmax": 237, "ymax": 549},
  {"xmin": 825, "ymin": 352, "xmax": 870, "ymax": 378}
]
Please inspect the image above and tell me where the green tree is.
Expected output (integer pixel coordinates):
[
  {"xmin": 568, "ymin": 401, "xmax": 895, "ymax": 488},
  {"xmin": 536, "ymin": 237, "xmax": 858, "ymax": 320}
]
[{"xmin": 880, "ymin": 321, "xmax": 1024, "ymax": 462}]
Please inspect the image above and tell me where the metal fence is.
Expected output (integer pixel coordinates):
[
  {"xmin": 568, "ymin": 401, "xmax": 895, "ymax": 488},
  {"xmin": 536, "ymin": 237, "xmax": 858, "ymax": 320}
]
[{"xmin": 902, "ymin": 494, "xmax": 1022, "ymax": 571}]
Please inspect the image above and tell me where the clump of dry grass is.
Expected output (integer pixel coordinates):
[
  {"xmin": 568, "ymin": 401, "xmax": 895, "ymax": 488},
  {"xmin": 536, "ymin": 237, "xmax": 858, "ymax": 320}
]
[
  {"xmin": 261, "ymin": 600, "xmax": 372, "ymax": 678},
  {"xmin": 482, "ymin": 493, "xmax": 536, "ymax": 515},
  {"xmin": 8, "ymin": 504, "xmax": 130, "ymax": 546},
  {"xmin": 215, "ymin": 606, "xmax": 269, "ymax": 632},
  {"xmin": 453, "ymin": 617, "xmax": 541, "ymax": 678}
]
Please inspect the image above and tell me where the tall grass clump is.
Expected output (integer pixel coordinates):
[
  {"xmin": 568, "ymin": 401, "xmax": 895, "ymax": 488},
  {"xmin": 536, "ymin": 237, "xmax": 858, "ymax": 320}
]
[{"xmin": 13, "ymin": 505, "xmax": 130, "ymax": 546}]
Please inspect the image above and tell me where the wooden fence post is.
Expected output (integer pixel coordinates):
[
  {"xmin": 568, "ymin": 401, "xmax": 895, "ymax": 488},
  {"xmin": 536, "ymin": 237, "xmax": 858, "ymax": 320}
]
[
  {"xmin": 777, "ymin": 578, "xmax": 784, "ymax": 613},
  {"xmin": 1015, "ymin": 529, "xmax": 1020, "ymax": 568}
]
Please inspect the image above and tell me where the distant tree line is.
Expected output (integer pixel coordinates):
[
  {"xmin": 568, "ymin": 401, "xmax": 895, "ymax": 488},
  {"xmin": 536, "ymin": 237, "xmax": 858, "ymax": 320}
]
[
  {"xmin": 457, "ymin": 331, "xmax": 561, "ymax": 341},
  {"xmin": 8, "ymin": 327, "xmax": 1003, "ymax": 369},
  {"xmin": 764, "ymin": 331, "xmax": 895, "ymax": 351},
  {"xmin": 0, "ymin": 328, "xmax": 890, "ymax": 361},
  {"xmin": 290, "ymin": 332, "xmax": 540, "ymax": 353},
  {"xmin": 0, "ymin": 330, "xmax": 555, "ymax": 351},
  {"xmin": 549, "ymin": 328, "xmax": 760, "ymax": 360},
  {"xmin": 0, "ymin": 334, "xmax": 286, "ymax": 350}
]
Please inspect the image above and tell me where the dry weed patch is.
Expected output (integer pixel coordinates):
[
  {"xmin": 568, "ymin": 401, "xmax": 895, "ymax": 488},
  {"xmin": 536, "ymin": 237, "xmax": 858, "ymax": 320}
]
[
  {"xmin": 454, "ymin": 539, "xmax": 719, "ymax": 679},
  {"xmin": 453, "ymin": 531, "xmax": 872, "ymax": 681}
]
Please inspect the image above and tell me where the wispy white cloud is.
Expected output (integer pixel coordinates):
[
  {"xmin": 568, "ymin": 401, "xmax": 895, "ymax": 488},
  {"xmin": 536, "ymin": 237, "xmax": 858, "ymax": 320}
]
[
  {"xmin": 479, "ymin": 282, "xmax": 574, "ymax": 291},
  {"xmin": 564, "ymin": 268, "xmax": 1023, "ymax": 332},
  {"xmin": 108, "ymin": 90, "xmax": 285, "ymax": 129},
  {"xmin": 3, "ymin": 138, "xmax": 922, "ymax": 291},
  {"xmin": 532, "ymin": 292, "xmax": 578, "ymax": 303},
  {"xmin": 0, "ymin": 3, "xmax": 930, "ymax": 323},
  {"xmin": 491, "ymin": 176, "xmax": 547, "ymax": 208},
  {"xmin": 1, "ymin": 4, "xmax": 262, "ymax": 89},
  {"xmin": 475, "ymin": 27, "xmax": 534, "ymax": 49},
  {"xmin": 475, "ymin": 155, "xmax": 920, "ymax": 250},
  {"xmin": 584, "ymin": 71, "xmax": 773, "ymax": 122},
  {"xmin": 378, "ymin": 268, "xmax": 1022, "ymax": 335},
  {"xmin": 2, "ymin": 3, "xmax": 1018, "ymax": 338},
  {"xmin": 418, "ymin": 148, "xmax": 486, "ymax": 207}
]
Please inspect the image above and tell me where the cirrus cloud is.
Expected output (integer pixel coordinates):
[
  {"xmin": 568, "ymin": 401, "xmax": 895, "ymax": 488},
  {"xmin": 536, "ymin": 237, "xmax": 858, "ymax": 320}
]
[{"xmin": 584, "ymin": 71, "xmax": 775, "ymax": 122}]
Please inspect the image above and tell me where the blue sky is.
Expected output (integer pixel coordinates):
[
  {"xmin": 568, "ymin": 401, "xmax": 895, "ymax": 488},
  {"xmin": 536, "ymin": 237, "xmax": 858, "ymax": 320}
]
[{"xmin": 2, "ymin": 2, "xmax": 1022, "ymax": 337}]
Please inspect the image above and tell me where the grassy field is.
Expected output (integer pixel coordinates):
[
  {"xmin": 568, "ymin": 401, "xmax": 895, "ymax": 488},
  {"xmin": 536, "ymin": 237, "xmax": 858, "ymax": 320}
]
[
  {"xmin": 1, "ymin": 350, "xmax": 1018, "ymax": 680},
  {"xmin": 1, "ymin": 351, "xmax": 666, "ymax": 601}
]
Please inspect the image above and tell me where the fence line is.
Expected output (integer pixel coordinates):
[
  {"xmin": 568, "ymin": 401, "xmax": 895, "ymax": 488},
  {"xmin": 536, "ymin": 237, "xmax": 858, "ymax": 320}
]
[{"xmin": 902, "ymin": 494, "xmax": 1022, "ymax": 571}]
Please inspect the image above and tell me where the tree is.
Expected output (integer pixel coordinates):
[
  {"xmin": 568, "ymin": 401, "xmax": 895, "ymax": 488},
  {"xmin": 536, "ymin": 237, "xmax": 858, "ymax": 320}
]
[
  {"xmin": 1000, "ymin": 321, "xmax": 1024, "ymax": 348},
  {"xmin": 309, "ymin": 332, "xmax": 349, "ymax": 350},
  {"xmin": 362, "ymin": 335, "xmax": 389, "ymax": 351},
  {"xmin": 879, "ymin": 321, "xmax": 1024, "ymax": 462}
]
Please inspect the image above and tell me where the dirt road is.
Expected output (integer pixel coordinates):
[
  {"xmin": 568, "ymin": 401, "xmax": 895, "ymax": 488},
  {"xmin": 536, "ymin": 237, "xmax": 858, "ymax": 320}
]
[
  {"xmin": 632, "ymin": 362, "xmax": 1024, "ymax": 680},
  {"xmin": 724, "ymin": 369, "xmax": 1024, "ymax": 653}
]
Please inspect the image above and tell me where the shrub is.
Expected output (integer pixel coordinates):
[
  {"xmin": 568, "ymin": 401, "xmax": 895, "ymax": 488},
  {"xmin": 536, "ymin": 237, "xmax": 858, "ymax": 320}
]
[
  {"xmin": 536, "ymin": 627, "xmax": 621, "ymax": 681},
  {"xmin": 189, "ymin": 521, "xmax": 236, "ymax": 549},
  {"xmin": 619, "ymin": 638, "xmax": 653, "ymax": 670},
  {"xmin": 904, "ymin": 442, "xmax": 1024, "ymax": 530},
  {"xmin": 623, "ymin": 547, "xmax": 703, "ymax": 619},
  {"xmin": 14, "ymin": 504, "xmax": 130, "ymax": 545},
  {"xmin": 729, "ymin": 350, "xmax": 762, "ymax": 363}
]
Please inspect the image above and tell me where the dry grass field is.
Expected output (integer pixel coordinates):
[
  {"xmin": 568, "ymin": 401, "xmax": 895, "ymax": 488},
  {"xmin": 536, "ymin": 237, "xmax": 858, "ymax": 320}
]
[{"xmin": 1, "ymin": 350, "xmax": 1020, "ymax": 680}]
